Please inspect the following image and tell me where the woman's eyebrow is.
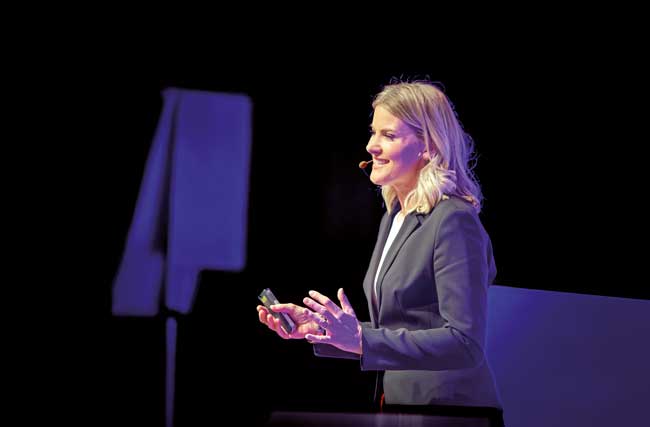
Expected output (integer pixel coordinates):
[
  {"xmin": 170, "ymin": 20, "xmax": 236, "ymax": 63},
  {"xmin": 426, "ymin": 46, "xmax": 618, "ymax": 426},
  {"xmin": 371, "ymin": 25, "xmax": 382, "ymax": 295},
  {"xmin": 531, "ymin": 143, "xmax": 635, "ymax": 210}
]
[{"xmin": 369, "ymin": 125, "xmax": 398, "ymax": 133}]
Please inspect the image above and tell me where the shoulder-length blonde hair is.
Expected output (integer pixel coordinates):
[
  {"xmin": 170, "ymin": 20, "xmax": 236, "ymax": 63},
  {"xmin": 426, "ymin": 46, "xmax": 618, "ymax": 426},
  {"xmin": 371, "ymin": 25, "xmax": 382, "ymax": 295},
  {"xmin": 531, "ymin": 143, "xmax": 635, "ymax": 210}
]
[{"xmin": 372, "ymin": 81, "xmax": 483, "ymax": 214}]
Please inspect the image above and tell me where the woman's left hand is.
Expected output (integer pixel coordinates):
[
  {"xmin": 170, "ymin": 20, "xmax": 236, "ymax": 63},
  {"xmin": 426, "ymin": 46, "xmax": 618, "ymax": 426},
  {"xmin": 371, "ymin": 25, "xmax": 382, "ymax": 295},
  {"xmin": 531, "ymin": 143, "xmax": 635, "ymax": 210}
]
[{"xmin": 303, "ymin": 288, "xmax": 362, "ymax": 355}]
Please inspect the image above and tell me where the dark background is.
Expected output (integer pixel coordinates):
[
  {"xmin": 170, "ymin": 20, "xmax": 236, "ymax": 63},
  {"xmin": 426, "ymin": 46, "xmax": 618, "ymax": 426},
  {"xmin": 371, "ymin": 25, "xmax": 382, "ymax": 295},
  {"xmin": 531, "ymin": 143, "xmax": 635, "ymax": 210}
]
[{"xmin": 52, "ymin": 43, "xmax": 643, "ymax": 426}]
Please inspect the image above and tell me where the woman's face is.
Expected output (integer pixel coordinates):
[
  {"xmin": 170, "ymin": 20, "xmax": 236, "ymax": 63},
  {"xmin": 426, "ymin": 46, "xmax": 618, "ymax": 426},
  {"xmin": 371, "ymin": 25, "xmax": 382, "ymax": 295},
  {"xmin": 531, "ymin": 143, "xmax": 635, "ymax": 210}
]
[{"xmin": 366, "ymin": 105, "xmax": 423, "ymax": 194}]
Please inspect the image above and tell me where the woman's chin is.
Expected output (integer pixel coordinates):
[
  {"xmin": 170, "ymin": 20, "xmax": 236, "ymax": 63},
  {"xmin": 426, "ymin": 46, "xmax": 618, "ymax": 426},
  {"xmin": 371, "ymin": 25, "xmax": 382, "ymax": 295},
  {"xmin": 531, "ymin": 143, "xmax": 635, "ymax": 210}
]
[{"xmin": 369, "ymin": 174, "xmax": 384, "ymax": 186}]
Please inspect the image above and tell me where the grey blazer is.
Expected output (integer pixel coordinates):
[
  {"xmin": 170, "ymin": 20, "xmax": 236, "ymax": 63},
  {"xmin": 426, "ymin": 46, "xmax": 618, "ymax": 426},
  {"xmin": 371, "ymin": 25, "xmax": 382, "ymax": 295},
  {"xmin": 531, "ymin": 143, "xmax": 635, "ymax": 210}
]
[{"xmin": 314, "ymin": 196, "xmax": 502, "ymax": 408}]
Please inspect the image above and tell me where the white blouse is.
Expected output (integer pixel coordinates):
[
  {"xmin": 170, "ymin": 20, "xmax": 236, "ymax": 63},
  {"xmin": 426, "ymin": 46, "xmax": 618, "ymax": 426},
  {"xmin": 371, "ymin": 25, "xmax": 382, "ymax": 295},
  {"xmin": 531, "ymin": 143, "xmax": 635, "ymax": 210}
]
[{"xmin": 373, "ymin": 211, "xmax": 405, "ymax": 309}]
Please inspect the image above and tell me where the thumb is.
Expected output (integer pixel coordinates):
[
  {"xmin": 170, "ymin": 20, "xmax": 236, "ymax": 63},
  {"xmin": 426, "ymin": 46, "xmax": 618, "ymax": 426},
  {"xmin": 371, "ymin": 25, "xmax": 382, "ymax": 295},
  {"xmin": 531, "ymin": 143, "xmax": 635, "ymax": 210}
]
[
  {"xmin": 338, "ymin": 288, "xmax": 356, "ymax": 316},
  {"xmin": 270, "ymin": 303, "xmax": 292, "ymax": 313}
]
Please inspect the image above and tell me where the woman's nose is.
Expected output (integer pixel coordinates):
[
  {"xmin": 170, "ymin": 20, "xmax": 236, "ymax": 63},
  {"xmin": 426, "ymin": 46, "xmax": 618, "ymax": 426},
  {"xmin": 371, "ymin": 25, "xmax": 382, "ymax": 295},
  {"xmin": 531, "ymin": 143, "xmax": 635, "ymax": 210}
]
[{"xmin": 366, "ymin": 138, "xmax": 381, "ymax": 155}]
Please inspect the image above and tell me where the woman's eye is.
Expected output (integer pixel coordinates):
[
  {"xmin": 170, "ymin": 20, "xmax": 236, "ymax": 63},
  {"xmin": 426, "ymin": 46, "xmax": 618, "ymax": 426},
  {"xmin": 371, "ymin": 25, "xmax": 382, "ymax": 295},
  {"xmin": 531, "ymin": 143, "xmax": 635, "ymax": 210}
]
[{"xmin": 369, "ymin": 130, "xmax": 395, "ymax": 140}]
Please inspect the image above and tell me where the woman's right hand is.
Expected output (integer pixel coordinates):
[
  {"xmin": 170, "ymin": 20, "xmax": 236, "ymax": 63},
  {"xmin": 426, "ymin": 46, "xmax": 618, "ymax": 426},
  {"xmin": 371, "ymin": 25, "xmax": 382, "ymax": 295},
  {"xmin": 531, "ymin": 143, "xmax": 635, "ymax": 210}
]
[{"xmin": 256, "ymin": 303, "xmax": 322, "ymax": 340}]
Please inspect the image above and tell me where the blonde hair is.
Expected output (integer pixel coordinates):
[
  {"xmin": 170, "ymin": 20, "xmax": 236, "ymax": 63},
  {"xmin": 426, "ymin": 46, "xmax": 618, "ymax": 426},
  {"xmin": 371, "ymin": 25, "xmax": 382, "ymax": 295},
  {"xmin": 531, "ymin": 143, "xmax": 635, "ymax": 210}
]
[{"xmin": 372, "ymin": 80, "xmax": 483, "ymax": 214}]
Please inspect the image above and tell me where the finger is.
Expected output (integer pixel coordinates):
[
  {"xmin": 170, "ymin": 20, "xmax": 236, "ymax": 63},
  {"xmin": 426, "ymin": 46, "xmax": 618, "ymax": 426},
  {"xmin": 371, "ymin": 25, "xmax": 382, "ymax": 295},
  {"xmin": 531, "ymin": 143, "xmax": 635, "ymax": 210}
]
[
  {"xmin": 338, "ymin": 288, "xmax": 356, "ymax": 316},
  {"xmin": 258, "ymin": 308, "xmax": 269, "ymax": 324},
  {"xmin": 269, "ymin": 303, "xmax": 294, "ymax": 313},
  {"xmin": 272, "ymin": 315, "xmax": 292, "ymax": 339},
  {"xmin": 266, "ymin": 313, "xmax": 276, "ymax": 329},
  {"xmin": 268, "ymin": 314, "xmax": 290, "ymax": 339},
  {"xmin": 305, "ymin": 333, "xmax": 331, "ymax": 344},
  {"xmin": 308, "ymin": 290, "xmax": 343, "ymax": 317},
  {"xmin": 277, "ymin": 324, "xmax": 291, "ymax": 339},
  {"xmin": 303, "ymin": 297, "xmax": 335, "ymax": 325},
  {"xmin": 302, "ymin": 297, "xmax": 326, "ymax": 315},
  {"xmin": 312, "ymin": 310, "xmax": 332, "ymax": 331},
  {"xmin": 299, "ymin": 301, "xmax": 331, "ymax": 330}
]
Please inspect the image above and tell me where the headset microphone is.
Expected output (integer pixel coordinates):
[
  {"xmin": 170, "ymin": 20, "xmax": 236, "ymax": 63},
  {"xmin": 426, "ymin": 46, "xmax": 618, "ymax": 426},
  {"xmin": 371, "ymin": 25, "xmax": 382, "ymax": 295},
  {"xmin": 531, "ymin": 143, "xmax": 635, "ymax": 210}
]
[{"xmin": 359, "ymin": 159, "xmax": 373, "ymax": 169}]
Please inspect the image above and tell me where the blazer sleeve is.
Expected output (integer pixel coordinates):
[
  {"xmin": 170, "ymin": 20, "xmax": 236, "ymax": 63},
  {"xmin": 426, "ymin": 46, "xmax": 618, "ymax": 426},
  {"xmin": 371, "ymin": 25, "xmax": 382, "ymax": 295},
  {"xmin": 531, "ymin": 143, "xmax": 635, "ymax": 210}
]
[
  {"xmin": 313, "ymin": 344, "xmax": 360, "ymax": 360},
  {"xmin": 360, "ymin": 209, "xmax": 494, "ymax": 371},
  {"xmin": 312, "ymin": 321, "xmax": 372, "ymax": 360}
]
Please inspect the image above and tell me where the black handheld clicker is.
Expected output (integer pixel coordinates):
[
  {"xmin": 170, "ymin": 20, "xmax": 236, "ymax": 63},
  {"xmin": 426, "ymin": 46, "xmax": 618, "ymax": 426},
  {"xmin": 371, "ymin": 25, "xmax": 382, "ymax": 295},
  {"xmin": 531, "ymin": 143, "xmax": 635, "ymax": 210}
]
[{"xmin": 258, "ymin": 288, "xmax": 296, "ymax": 333}]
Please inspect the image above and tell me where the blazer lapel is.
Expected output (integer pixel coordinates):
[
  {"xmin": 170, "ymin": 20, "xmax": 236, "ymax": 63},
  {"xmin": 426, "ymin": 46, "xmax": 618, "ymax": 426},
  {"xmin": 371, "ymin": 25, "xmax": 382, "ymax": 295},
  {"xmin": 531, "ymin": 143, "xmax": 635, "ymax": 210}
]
[{"xmin": 375, "ymin": 212, "xmax": 423, "ymax": 310}]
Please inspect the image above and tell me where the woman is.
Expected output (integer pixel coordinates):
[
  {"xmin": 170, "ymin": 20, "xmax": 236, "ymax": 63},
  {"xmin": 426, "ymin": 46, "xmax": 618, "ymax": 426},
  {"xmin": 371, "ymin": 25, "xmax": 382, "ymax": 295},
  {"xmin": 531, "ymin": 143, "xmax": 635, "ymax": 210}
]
[{"xmin": 257, "ymin": 80, "xmax": 504, "ymax": 426}]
